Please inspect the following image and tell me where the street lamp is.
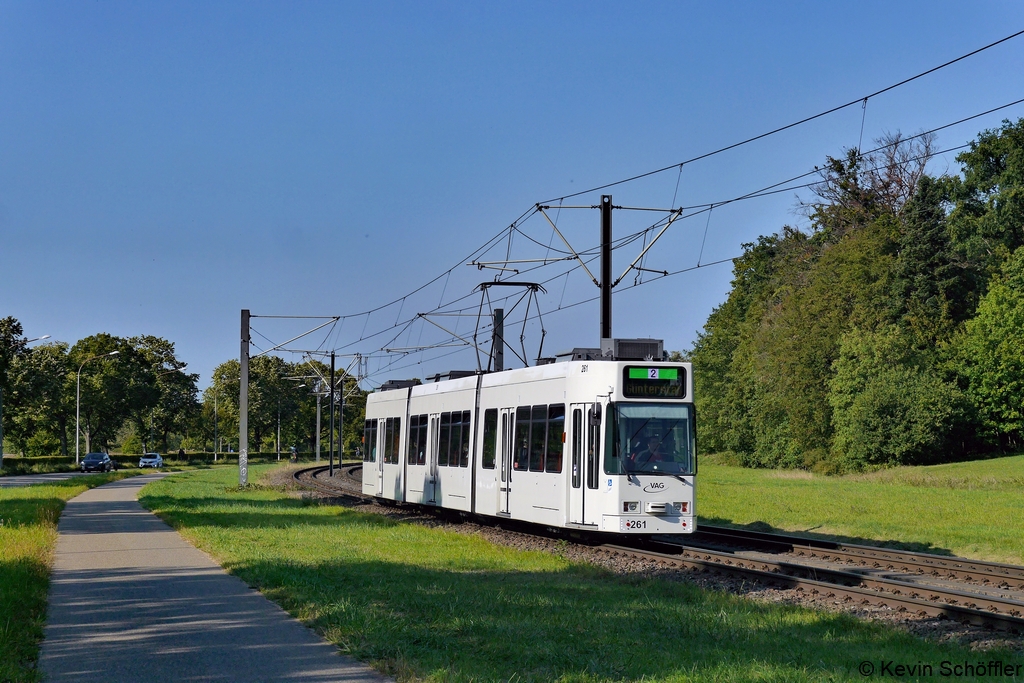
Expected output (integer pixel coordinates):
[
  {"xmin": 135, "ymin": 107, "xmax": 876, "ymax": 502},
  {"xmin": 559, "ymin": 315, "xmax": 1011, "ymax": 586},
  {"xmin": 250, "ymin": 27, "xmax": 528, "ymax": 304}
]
[
  {"xmin": 213, "ymin": 387, "xmax": 218, "ymax": 463},
  {"xmin": 76, "ymin": 350, "xmax": 119, "ymax": 464},
  {"xmin": 0, "ymin": 335, "xmax": 49, "ymax": 469}
]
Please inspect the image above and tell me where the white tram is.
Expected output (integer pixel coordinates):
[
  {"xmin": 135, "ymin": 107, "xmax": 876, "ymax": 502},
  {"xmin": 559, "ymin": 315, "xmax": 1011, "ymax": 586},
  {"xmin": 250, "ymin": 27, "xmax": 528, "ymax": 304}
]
[{"xmin": 362, "ymin": 354, "xmax": 695, "ymax": 534}]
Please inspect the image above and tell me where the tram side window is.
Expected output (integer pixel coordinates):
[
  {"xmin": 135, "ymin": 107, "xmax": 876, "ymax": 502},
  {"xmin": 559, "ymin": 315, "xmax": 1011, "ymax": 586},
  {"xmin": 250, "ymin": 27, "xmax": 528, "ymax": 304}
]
[
  {"xmin": 407, "ymin": 415, "xmax": 419, "ymax": 465},
  {"xmin": 416, "ymin": 415, "xmax": 427, "ymax": 465},
  {"xmin": 390, "ymin": 418, "xmax": 401, "ymax": 464},
  {"xmin": 587, "ymin": 409, "xmax": 600, "ymax": 489},
  {"xmin": 482, "ymin": 409, "xmax": 497, "ymax": 469},
  {"xmin": 438, "ymin": 413, "xmax": 451, "ymax": 466},
  {"xmin": 546, "ymin": 404, "xmax": 564, "ymax": 473},
  {"xmin": 407, "ymin": 415, "xmax": 425, "ymax": 465},
  {"xmin": 459, "ymin": 410, "xmax": 471, "ymax": 467},
  {"xmin": 514, "ymin": 407, "xmax": 531, "ymax": 470},
  {"xmin": 604, "ymin": 409, "xmax": 620, "ymax": 475},
  {"xmin": 449, "ymin": 412, "xmax": 462, "ymax": 468},
  {"xmin": 363, "ymin": 420, "xmax": 377, "ymax": 462},
  {"xmin": 571, "ymin": 409, "xmax": 582, "ymax": 488},
  {"xmin": 500, "ymin": 413, "xmax": 509, "ymax": 481},
  {"xmin": 529, "ymin": 405, "xmax": 547, "ymax": 471},
  {"xmin": 383, "ymin": 419, "xmax": 392, "ymax": 464}
]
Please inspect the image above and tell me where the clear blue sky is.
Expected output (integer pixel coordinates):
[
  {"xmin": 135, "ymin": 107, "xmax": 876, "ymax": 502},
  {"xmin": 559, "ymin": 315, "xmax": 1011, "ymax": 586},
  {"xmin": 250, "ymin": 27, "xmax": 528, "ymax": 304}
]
[{"xmin": 3, "ymin": 2, "xmax": 1023, "ymax": 390}]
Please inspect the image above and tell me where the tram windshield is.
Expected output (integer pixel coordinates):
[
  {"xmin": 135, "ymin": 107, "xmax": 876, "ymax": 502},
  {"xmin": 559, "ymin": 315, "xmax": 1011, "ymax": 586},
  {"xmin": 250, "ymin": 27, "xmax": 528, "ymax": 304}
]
[{"xmin": 605, "ymin": 402, "xmax": 695, "ymax": 476}]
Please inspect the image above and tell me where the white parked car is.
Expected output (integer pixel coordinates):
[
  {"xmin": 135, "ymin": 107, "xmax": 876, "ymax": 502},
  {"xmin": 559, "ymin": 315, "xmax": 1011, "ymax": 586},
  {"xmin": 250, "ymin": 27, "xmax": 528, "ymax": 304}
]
[{"xmin": 139, "ymin": 452, "xmax": 164, "ymax": 468}]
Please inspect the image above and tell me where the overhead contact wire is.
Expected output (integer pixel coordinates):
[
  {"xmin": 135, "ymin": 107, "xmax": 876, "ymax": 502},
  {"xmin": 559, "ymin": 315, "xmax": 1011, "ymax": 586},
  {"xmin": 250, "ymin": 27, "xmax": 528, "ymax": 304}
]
[{"xmin": 541, "ymin": 29, "xmax": 1024, "ymax": 203}]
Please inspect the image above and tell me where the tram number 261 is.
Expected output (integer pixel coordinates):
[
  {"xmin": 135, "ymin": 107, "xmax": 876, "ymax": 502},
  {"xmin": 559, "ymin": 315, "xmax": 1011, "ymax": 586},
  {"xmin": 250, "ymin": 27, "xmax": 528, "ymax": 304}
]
[{"xmin": 622, "ymin": 519, "xmax": 647, "ymax": 531}]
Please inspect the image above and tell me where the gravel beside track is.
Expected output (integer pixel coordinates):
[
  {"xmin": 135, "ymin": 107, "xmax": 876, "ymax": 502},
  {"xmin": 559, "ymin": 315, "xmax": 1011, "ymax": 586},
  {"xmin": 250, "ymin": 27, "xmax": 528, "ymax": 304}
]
[{"xmin": 288, "ymin": 464, "xmax": 1024, "ymax": 653}]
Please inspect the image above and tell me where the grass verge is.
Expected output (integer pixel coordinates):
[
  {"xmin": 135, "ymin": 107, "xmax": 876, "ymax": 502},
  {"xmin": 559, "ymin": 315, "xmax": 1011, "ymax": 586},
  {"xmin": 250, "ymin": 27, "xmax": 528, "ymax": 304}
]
[
  {"xmin": 141, "ymin": 466, "xmax": 1023, "ymax": 682},
  {"xmin": 698, "ymin": 454, "xmax": 1024, "ymax": 564},
  {"xmin": 0, "ymin": 471, "xmax": 136, "ymax": 683}
]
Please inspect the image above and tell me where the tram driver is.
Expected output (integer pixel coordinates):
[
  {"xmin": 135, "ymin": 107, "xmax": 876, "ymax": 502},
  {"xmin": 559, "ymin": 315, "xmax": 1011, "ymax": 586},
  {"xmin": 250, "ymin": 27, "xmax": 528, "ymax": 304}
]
[{"xmin": 630, "ymin": 432, "xmax": 679, "ymax": 470}]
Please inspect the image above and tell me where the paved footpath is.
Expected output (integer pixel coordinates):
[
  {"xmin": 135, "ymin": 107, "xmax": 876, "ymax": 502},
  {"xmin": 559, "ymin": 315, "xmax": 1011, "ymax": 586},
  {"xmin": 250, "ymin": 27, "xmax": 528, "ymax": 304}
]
[{"xmin": 39, "ymin": 475, "xmax": 391, "ymax": 683}]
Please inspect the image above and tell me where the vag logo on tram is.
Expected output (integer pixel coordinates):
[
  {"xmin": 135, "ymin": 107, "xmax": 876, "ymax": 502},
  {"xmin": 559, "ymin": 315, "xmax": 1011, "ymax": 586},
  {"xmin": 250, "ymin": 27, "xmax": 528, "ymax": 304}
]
[{"xmin": 643, "ymin": 482, "xmax": 666, "ymax": 493}]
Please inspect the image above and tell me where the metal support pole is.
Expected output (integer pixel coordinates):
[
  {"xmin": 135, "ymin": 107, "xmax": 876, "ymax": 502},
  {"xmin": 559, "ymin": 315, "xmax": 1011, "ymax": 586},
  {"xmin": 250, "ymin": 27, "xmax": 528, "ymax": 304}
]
[
  {"xmin": 493, "ymin": 308, "xmax": 504, "ymax": 372},
  {"xmin": 600, "ymin": 195, "xmax": 613, "ymax": 343},
  {"xmin": 315, "ymin": 389, "xmax": 321, "ymax": 462},
  {"xmin": 276, "ymin": 399, "xmax": 281, "ymax": 461},
  {"xmin": 76, "ymin": 371, "xmax": 82, "ymax": 464},
  {"xmin": 339, "ymin": 381, "xmax": 345, "ymax": 464},
  {"xmin": 239, "ymin": 309, "xmax": 250, "ymax": 486},
  {"xmin": 328, "ymin": 352, "xmax": 335, "ymax": 477},
  {"xmin": 213, "ymin": 390, "xmax": 218, "ymax": 463}
]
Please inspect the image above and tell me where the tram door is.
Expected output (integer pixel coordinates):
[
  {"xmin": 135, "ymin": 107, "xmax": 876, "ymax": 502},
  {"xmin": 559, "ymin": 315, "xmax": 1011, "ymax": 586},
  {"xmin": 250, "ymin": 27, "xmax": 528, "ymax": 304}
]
[
  {"xmin": 498, "ymin": 408, "xmax": 514, "ymax": 514},
  {"xmin": 426, "ymin": 415, "xmax": 440, "ymax": 504},
  {"xmin": 569, "ymin": 403, "xmax": 600, "ymax": 525},
  {"xmin": 568, "ymin": 404, "xmax": 587, "ymax": 524}
]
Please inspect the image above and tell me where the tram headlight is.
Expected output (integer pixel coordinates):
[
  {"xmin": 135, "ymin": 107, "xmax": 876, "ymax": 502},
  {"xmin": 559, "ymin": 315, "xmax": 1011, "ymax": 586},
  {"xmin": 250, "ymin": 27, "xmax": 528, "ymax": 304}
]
[
  {"xmin": 623, "ymin": 501, "xmax": 638, "ymax": 513},
  {"xmin": 675, "ymin": 502, "xmax": 688, "ymax": 513}
]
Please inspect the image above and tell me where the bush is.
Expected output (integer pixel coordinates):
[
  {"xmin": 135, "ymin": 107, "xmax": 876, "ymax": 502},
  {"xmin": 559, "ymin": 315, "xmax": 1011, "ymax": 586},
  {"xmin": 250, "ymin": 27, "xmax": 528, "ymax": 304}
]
[
  {"xmin": 828, "ymin": 327, "xmax": 968, "ymax": 469},
  {"xmin": 953, "ymin": 246, "xmax": 1024, "ymax": 450},
  {"xmin": 24, "ymin": 431, "xmax": 60, "ymax": 457},
  {"xmin": 121, "ymin": 434, "xmax": 144, "ymax": 455}
]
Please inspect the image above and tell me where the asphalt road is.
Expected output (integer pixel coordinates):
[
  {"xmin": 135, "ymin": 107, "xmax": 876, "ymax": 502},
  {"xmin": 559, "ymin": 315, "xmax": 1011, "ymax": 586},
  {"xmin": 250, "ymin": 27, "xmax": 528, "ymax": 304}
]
[
  {"xmin": 0, "ymin": 470, "xmax": 97, "ymax": 488},
  {"xmin": 38, "ymin": 474, "xmax": 391, "ymax": 682}
]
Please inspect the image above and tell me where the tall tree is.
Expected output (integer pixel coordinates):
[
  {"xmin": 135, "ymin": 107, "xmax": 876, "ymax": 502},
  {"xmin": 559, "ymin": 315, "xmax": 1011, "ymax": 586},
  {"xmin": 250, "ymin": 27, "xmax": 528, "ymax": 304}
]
[
  {"xmin": 129, "ymin": 336, "xmax": 199, "ymax": 451},
  {"xmin": 0, "ymin": 317, "xmax": 27, "ymax": 460},
  {"xmin": 689, "ymin": 132, "xmax": 962, "ymax": 470},
  {"xmin": 7, "ymin": 342, "xmax": 73, "ymax": 456},
  {"xmin": 71, "ymin": 334, "xmax": 158, "ymax": 452},
  {"xmin": 947, "ymin": 119, "xmax": 1024, "ymax": 281},
  {"xmin": 953, "ymin": 246, "xmax": 1024, "ymax": 450}
]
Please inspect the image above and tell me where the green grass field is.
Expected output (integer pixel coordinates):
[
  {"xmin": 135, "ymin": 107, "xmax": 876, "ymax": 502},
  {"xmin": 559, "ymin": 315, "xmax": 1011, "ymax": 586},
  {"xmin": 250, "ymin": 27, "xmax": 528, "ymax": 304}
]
[
  {"xmin": 0, "ymin": 472, "xmax": 135, "ymax": 683},
  {"xmin": 139, "ymin": 466, "xmax": 1023, "ymax": 682},
  {"xmin": 698, "ymin": 454, "xmax": 1024, "ymax": 564}
]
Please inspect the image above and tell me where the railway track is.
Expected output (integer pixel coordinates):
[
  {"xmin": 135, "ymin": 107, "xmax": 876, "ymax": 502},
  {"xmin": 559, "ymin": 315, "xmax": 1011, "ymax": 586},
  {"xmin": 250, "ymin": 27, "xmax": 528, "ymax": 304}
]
[
  {"xmin": 293, "ymin": 463, "xmax": 363, "ymax": 496},
  {"xmin": 688, "ymin": 525, "xmax": 1024, "ymax": 587},
  {"xmin": 616, "ymin": 539, "xmax": 1024, "ymax": 632},
  {"xmin": 292, "ymin": 464, "xmax": 1024, "ymax": 633}
]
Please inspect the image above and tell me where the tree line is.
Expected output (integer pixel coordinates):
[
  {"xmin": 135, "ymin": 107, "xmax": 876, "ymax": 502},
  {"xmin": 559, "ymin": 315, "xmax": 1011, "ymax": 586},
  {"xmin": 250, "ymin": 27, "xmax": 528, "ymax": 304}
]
[
  {"xmin": 0, "ymin": 322, "xmax": 199, "ymax": 456},
  {"xmin": 689, "ymin": 119, "xmax": 1024, "ymax": 471},
  {"xmin": 201, "ymin": 355, "xmax": 366, "ymax": 458},
  {"xmin": 0, "ymin": 320, "xmax": 366, "ymax": 459}
]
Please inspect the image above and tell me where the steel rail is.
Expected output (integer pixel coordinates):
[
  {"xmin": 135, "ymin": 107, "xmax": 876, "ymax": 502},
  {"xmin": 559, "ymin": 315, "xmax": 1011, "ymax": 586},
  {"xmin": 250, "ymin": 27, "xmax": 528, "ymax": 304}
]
[
  {"xmin": 294, "ymin": 464, "xmax": 364, "ymax": 497},
  {"xmin": 690, "ymin": 525, "xmax": 1024, "ymax": 585},
  {"xmin": 608, "ymin": 540, "xmax": 1024, "ymax": 632}
]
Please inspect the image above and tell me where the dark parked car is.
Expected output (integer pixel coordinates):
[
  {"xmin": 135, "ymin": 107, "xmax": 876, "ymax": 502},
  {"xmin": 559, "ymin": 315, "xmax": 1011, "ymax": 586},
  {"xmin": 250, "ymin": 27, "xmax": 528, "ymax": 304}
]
[{"xmin": 81, "ymin": 452, "xmax": 115, "ymax": 472}]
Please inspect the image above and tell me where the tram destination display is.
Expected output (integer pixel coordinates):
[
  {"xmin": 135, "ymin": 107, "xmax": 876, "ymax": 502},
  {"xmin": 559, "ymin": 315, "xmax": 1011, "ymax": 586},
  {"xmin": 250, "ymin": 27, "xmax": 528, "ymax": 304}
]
[{"xmin": 622, "ymin": 366, "xmax": 686, "ymax": 398}]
